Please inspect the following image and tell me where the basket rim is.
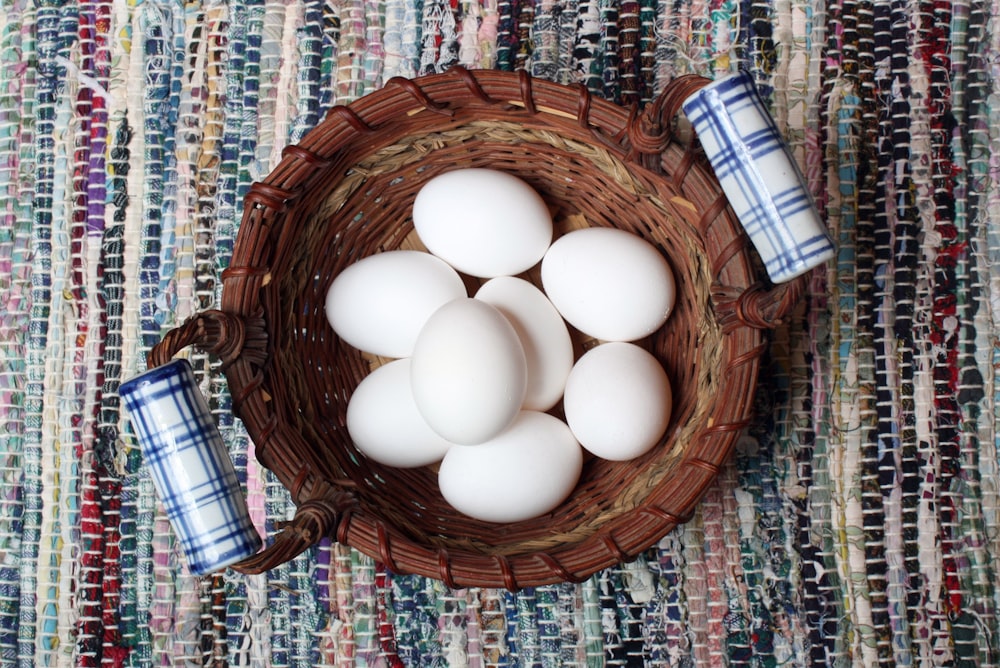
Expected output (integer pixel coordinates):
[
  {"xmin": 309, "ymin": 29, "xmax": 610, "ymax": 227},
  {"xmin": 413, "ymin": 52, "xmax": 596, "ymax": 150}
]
[{"xmin": 204, "ymin": 67, "xmax": 793, "ymax": 589}]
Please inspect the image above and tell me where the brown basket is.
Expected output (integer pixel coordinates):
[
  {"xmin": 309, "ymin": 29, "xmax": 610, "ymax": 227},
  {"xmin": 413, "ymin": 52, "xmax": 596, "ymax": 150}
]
[{"xmin": 149, "ymin": 66, "xmax": 806, "ymax": 589}]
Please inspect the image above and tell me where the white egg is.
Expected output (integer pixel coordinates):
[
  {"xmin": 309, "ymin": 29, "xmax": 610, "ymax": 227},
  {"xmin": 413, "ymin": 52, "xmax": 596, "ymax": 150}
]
[
  {"xmin": 475, "ymin": 277, "xmax": 574, "ymax": 412},
  {"xmin": 410, "ymin": 298, "xmax": 527, "ymax": 445},
  {"xmin": 437, "ymin": 411, "xmax": 583, "ymax": 523},
  {"xmin": 325, "ymin": 250, "xmax": 467, "ymax": 358},
  {"xmin": 412, "ymin": 169, "xmax": 553, "ymax": 278},
  {"xmin": 541, "ymin": 227, "xmax": 676, "ymax": 341},
  {"xmin": 346, "ymin": 359, "xmax": 455, "ymax": 467},
  {"xmin": 563, "ymin": 342, "xmax": 673, "ymax": 461}
]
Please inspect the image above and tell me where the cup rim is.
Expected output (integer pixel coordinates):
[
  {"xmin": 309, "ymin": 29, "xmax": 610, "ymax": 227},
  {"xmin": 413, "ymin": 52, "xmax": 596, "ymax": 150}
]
[
  {"xmin": 188, "ymin": 534, "xmax": 264, "ymax": 576},
  {"xmin": 695, "ymin": 69, "xmax": 754, "ymax": 94},
  {"xmin": 120, "ymin": 358, "xmax": 192, "ymax": 397}
]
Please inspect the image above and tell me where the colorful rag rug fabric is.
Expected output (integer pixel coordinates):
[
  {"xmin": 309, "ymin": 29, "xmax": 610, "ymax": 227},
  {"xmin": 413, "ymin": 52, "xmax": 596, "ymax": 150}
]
[{"xmin": 1, "ymin": 0, "xmax": 1000, "ymax": 666}]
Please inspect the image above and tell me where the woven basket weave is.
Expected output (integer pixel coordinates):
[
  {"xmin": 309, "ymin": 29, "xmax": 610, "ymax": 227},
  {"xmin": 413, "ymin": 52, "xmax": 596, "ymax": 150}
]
[{"xmin": 149, "ymin": 67, "xmax": 806, "ymax": 589}]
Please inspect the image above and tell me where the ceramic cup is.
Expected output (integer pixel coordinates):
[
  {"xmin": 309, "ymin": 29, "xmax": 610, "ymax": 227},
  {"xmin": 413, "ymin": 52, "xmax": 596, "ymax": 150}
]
[
  {"xmin": 682, "ymin": 71, "xmax": 835, "ymax": 283},
  {"xmin": 120, "ymin": 359, "xmax": 262, "ymax": 575}
]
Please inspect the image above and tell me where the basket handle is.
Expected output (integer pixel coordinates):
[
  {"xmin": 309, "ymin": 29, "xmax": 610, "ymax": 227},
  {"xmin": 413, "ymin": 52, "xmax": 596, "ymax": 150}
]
[
  {"xmin": 631, "ymin": 75, "xmax": 815, "ymax": 330},
  {"xmin": 628, "ymin": 74, "xmax": 710, "ymax": 166},
  {"xmin": 231, "ymin": 494, "xmax": 351, "ymax": 575},
  {"xmin": 147, "ymin": 311, "xmax": 354, "ymax": 574},
  {"xmin": 147, "ymin": 309, "xmax": 267, "ymax": 369},
  {"xmin": 711, "ymin": 275, "xmax": 808, "ymax": 331}
]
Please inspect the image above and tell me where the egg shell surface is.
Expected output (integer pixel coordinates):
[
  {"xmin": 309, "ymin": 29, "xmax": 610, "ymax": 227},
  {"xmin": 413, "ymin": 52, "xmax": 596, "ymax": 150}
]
[
  {"xmin": 541, "ymin": 227, "xmax": 676, "ymax": 341},
  {"xmin": 437, "ymin": 411, "xmax": 583, "ymax": 523},
  {"xmin": 325, "ymin": 250, "xmax": 467, "ymax": 358},
  {"xmin": 345, "ymin": 358, "xmax": 455, "ymax": 468},
  {"xmin": 475, "ymin": 277, "xmax": 574, "ymax": 412},
  {"xmin": 410, "ymin": 298, "xmax": 528, "ymax": 445},
  {"xmin": 563, "ymin": 341, "xmax": 673, "ymax": 461},
  {"xmin": 412, "ymin": 169, "xmax": 553, "ymax": 278}
]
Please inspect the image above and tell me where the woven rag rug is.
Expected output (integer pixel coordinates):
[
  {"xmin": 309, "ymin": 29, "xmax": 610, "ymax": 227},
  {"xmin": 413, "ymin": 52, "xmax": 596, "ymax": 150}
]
[{"xmin": 2, "ymin": 0, "xmax": 1000, "ymax": 666}]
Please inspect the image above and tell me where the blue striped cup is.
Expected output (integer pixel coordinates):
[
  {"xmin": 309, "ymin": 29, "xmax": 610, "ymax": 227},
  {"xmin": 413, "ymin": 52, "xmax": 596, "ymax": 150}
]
[
  {"xmin": 682, "ymin": 71, "xmax": 835, "ymax": 283},
  {"xmin": 120, "ymin": 359, "xmax": 261, "ymax": 575}
]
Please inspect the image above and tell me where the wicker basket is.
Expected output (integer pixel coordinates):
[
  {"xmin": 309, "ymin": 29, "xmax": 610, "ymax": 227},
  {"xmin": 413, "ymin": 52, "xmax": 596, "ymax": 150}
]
[{"xmin": 149, "ymin": 66, "xmax": 806, "ymax": 589}]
